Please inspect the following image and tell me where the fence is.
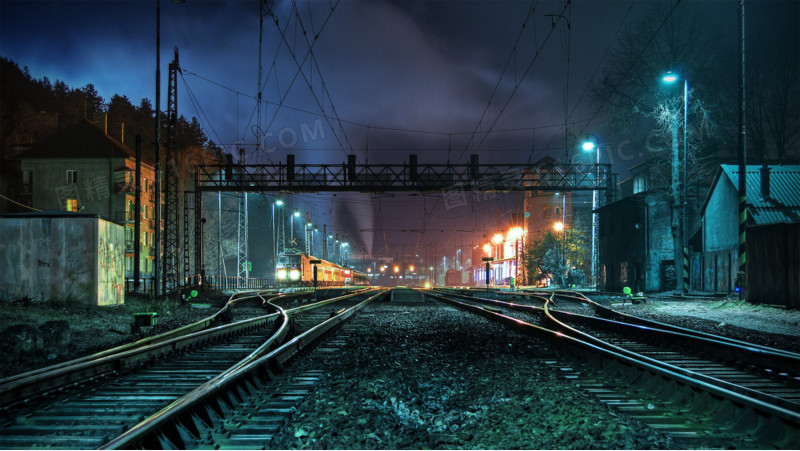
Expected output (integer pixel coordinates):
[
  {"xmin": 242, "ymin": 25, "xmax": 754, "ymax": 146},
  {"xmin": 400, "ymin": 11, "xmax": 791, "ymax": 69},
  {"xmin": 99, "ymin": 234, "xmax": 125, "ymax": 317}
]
[{"xmin": 747, "ymin": 222, "xmax": 800, "ymax": 308}]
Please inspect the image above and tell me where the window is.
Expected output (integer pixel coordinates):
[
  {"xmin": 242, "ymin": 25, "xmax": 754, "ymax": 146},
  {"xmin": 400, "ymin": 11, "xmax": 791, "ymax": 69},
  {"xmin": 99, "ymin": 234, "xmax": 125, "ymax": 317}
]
[
  {"xmin": 22, "ymin": 170, "xmax": 33, "ymax": 192},
  {"xmin": 143, "ymin": 204, "xmax": 148, "ymax": 219},
  {"xmin": 633, "ymin": 175, "xmax": 647, "ymax": 194},
  {"xmin": 144, "ymin": 177, "xmax": 148, "ymax": 192},
  {"xmin": 65, "ymin": 199, "xmax": 78, "ymax": 212},
  {"xmin": 126, "ymin": 257, "xmax": 133, "ymax": 273},
  {"xmin": 66, "ymin": 170, "xmax": 78, "ymax": 184}
]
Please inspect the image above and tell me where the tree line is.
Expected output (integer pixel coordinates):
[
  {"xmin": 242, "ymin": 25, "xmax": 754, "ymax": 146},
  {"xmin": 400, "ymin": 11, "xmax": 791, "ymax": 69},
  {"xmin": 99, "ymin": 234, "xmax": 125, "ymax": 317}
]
[{"xmin": 0, "ymin": 56, "xmax": 223, "ymax": 160}]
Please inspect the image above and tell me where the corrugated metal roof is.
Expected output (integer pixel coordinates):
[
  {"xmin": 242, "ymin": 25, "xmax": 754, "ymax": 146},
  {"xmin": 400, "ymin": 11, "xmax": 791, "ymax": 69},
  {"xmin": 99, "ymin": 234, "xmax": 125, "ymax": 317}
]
[{"xmin": 720, "ymin": 164, "xmax": 800, "ymax": 225}]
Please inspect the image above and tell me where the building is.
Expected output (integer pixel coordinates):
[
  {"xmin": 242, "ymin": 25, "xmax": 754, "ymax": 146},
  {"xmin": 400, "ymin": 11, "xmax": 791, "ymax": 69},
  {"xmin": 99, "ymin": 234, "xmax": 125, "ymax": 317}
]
[
  {"xmin": 597, "ymin": 161, "xmax": 688, "ymax": 293},
  {"xmin": 16, "ymin": 120, "xmax": 160, "ymax": 284},
  {"xmin": 0, "ymin": 212, "xmax": 125, "ymax": 305},
  {"xmin": 698, "ymin": 164, "xmax": 800, "ymax": 293},
  {"xmin": 596, "ymin": 191, "xmax": 674, "ymax": 292}
]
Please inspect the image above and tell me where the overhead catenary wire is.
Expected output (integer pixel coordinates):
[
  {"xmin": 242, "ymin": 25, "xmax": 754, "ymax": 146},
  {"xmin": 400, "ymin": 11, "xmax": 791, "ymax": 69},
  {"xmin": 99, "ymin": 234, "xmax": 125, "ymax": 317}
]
[{"xmin": 459, "ymin": 0, "xmax": 571, "ymax": 162}]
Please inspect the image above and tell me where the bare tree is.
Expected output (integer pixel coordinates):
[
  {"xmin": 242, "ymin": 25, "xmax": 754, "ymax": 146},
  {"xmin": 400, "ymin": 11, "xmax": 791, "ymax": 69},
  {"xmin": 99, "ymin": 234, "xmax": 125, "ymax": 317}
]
[{"xmin": 592, "ymin": 2, "xmax": 726, "ymax": 293}]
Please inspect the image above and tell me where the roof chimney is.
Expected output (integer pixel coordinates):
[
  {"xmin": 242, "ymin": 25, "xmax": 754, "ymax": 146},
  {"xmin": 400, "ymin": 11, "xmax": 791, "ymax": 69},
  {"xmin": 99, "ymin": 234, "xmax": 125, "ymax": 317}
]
[
  {"xmin": 760, "ymin": 164, "xmax": 770, "ymax": 200},
  {"xmin": 120, "ymin": 122, "xmax": 125, "ymax": 145}
]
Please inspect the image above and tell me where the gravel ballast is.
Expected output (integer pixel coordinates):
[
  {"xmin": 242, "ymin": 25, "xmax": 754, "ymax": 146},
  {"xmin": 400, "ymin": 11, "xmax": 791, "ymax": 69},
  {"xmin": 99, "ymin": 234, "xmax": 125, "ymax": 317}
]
[{"xmin": 269, "ymin": 299, "xmax": 680, "ymax": 449}]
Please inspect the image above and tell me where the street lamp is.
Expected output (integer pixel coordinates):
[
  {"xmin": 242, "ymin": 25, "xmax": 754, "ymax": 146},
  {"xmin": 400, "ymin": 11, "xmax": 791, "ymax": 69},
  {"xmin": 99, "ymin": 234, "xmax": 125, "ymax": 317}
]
[
  {"xmin": 289, "ymin": 209, "xmax": 300, "ymax": 250},
  {"xmin": 662, "ymin": 70, "xmax": 689, "ymax": 293},
  {"xmin": 272, "ymin": 199, "xmax": 283, "ymax": 284},
  {"xmin": 492, "ymin": 233, "xmax": 504, "ymax": 260},
  {"xmin": 553, "ymin": 221, "xmax": 565, "ymax": 286},
  {"xmin": 581, "ymin": 134, "xmax": 600, "ymax": 290},
  {"xmin": 508, "ymin": 226, "xmax": 523, "ymax": 288}
]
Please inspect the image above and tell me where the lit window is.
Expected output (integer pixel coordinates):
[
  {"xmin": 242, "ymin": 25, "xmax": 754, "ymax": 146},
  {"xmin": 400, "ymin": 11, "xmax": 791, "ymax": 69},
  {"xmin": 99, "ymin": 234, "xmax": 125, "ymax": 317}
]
[
  {"xmin": 66, "ymin": 170, "xmax": 78, "ymax": 184},
  {"xmin": 633, "ymin": 176, "xmax": 647, "ymax": 194},
  {"xmin": 66, "ymin": 199, "xmax": 78, "ymax": 212}
]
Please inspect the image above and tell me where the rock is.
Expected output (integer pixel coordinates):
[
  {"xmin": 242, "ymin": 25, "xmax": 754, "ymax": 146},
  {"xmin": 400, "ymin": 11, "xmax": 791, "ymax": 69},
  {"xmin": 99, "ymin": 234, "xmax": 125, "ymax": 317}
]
[
  {"xmin": 1, "ymin": 324, "xmax": 43, "ymax": 362},
  {"xmin": 39, "ymin": 320, "xmax": 71, "ymax": 349}
]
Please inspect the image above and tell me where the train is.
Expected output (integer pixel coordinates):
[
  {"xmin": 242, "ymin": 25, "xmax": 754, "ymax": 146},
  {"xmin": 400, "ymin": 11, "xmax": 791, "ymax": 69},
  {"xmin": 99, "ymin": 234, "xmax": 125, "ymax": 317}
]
[{"xmin": 275, "ymin": 251, "xmax": 369, "ymax": 287}]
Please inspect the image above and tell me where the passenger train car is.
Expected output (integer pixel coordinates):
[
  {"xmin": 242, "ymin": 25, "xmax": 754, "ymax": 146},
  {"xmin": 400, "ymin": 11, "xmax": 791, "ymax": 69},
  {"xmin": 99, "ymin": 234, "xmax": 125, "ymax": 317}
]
[{"xmin": 276, "ymin": 252, "xmax": 369, "ymax": 287}]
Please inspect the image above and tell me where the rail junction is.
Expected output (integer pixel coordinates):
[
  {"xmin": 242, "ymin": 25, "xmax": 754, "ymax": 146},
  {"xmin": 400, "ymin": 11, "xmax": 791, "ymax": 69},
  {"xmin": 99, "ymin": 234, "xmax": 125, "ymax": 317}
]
[{"xmin": 1, "ymin": 287, "xmax": 797, "ymax": 449}]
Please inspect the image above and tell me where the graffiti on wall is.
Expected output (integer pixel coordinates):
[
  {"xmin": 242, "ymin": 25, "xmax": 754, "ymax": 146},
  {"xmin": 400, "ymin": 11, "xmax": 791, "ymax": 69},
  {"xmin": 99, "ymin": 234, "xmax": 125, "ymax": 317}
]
[{"xmin": 97, "ymin": 220, "xmax": 125, "ymax": 305}]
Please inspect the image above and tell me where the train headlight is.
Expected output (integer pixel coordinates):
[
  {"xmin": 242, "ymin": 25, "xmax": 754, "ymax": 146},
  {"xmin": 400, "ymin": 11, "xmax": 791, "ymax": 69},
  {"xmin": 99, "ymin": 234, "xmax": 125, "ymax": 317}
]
[
  {"xmin": 289, "ymin": 269, "xmax": 301, "ymax": 280},
  {"xmin": 277, "ymin": 269, "xmax": 287, "ymax": 280}
]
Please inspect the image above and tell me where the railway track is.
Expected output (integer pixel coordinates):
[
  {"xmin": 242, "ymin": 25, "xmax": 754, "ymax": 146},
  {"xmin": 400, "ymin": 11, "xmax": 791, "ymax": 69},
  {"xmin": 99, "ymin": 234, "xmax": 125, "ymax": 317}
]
[
  {"xmin": 0, "ymin": 288, "xmax": 386, "ymax": 449},
  {"xmin": 425, "ymin": 289, "xmax": 800, "ymax": 448}
]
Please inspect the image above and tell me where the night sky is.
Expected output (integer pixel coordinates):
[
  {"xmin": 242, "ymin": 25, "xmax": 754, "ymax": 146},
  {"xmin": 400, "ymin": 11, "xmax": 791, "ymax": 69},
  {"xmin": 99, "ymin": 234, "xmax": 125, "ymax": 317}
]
[{"xmin": 1, "ymin": 0, "xmax": 794, "ymax": 261}]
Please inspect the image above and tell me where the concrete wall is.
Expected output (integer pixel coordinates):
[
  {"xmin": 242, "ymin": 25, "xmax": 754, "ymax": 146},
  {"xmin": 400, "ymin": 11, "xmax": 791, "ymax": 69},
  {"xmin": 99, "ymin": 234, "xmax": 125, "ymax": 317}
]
[
  {"xmin": 703, "ymin": 176, "xmax": 738, "ymax": 252},
  {"xmin": 0, "ymin": 215, "xmax": 125, "ymax": 306}
]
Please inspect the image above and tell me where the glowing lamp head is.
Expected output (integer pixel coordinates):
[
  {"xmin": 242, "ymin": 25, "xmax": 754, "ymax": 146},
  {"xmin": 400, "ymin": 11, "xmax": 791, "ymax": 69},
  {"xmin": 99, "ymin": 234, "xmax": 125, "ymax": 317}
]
[
  {"xmin": 662, "ymin": 71, "xmax": 679, "ymax": 83},
  {"xmin": 393, "ymin": 266, "xmax": 399, "ymax": 273},
  {"xmin": 492, "ymin": 233, "xmax": 504, "ymax": 244},
  {"xmin": 275, "ymin": 199, "xmax": 284, "ymax": 206},
  {"xmin": 483, "ymin": 244, "xmax": 492, "ymax": 255},
  {"xmin": 553, "ymin": 221, "xmax": 564, "ymax": 232},
  {"xmin": 293, "ymin": 210, "xmax": 300, "ymax": 217},
  {"xmin": 508, "ymin": 227, "xmax": 523, "ymax": 241},
  {"xmin": 289, "ymin": 269, "xmax": 301, "ymax": 280},
  {"xmin": 582, "ymin": 141, "xmax": 596, "ymax": 152},
  {"xmin": 409, "ymin": 265, "xmax": 415, "ymax": 272}
]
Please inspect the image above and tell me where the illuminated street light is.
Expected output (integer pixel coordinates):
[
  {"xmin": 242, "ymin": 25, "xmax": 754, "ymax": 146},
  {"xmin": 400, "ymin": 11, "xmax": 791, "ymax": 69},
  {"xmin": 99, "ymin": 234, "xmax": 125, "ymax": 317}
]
[
  {"xmin": 271, "ymin": 199, "xmax": 284, "ymax": 284},
  {"xmin": 553, "ymin": 221, "xmax": 564, "ymax": 232},
  {"xmin": 393, "ymin": 265, "xmax": 400, "ymax": 273},
  {"xmin": 662, "ymin": 70, "xmax": 689, "ymax": 293},
  {"xmin": 492, "ymin": 233, "xmax": 504, "ymax": 244},
  {"xmin": 483, "ymin": 243, "xmax": 492, "ymax": 255},
  {"xmin": 581, "ymin": 134, "xmax": 600, "ymax": 289}
]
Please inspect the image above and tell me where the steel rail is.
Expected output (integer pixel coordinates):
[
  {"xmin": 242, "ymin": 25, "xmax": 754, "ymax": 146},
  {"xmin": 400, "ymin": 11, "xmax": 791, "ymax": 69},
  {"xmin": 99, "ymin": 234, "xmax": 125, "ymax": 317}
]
[
  {"xmin": 537, "ymin": 289, "xmax": 800, "ymax": 359},
  {"xmin": 542, "ymin": 303, "xmax": 800, "ymax": 415},
  {"xmin": 437, "ymin": 288, "xmax": 800, "ymax": 406},
  {"xmin": 0, "ymin": 290, "xmax": 298, "ymax": 407},
  {"xmin": 424, "ymin": 290, "xmax": 800, "ymax": 448},
  {"xmin": 102, "ymin": 288, "xmax": 388, "ymax": 450}
]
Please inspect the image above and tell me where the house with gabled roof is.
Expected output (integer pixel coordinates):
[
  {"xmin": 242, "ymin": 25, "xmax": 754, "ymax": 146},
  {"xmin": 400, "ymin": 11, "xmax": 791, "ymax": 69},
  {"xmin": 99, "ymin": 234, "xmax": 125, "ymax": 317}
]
[
  {"xmin": 17, "ymin": 119, "xmax": 160, "ymax": 284},
  {"xmin": 698, "ymin": 164, "xmax": 800, "ymax": 295}
]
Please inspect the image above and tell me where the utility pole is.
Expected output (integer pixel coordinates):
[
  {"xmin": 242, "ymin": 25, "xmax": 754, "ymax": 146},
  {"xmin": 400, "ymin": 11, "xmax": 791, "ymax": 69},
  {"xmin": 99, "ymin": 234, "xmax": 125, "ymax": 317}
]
[
  {"xmin": 737, "ymin": 0, "xmax": 748, "ymax": 297},
  {"xmin": 236, "ymin": 148, "xmax": 249, "ymax": 288}
]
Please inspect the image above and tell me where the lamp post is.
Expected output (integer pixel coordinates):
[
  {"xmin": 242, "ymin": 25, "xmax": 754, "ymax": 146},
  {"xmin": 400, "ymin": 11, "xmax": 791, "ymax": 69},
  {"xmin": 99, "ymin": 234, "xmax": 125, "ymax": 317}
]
[
  {"xmin": 290, "ymin": 209, "xmax": 300, "ymax": 250},
  {"xmin": 508, "ymin": 227, "xmax": 523, "ymax": 289},
  {"xmin": 272, "ymin": 199, "xmax": 283, "ymax": 284},
  {"xmin": 662, "ymin": 71, "xmax": 689, "ymax": 293},
  {"xmin": 581, "ymin": 135, "xmax": 600, "ymax": 289},
  {"xmin": 553, "ymin": 221, "xmax": 565, "ymax": 286}
]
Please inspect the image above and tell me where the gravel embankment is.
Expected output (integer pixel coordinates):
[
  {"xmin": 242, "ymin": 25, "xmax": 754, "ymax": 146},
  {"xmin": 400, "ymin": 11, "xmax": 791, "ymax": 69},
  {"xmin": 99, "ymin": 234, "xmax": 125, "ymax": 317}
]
[
  {"xmin": 592, "ymin": 295, "xmax": 800, "ymax": 352},
  {"xmin": 0, "ymin": 293, "xmax": 227, "ymax": 379},
  {"xmin": 268, "ymin": 299, "xmax": 682, "ymax": 450}
]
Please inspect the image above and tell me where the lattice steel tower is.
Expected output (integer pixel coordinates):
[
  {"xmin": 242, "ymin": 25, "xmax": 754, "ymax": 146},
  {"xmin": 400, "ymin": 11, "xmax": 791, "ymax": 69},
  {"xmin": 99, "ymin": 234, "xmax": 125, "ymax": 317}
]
[
  {"xmin": 163, "ymin": 48, "xmax": 180, "ymax": 292},
  {"xmin": 236, "ymin": 148, "xmax": 249, "ymax": 287}
]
